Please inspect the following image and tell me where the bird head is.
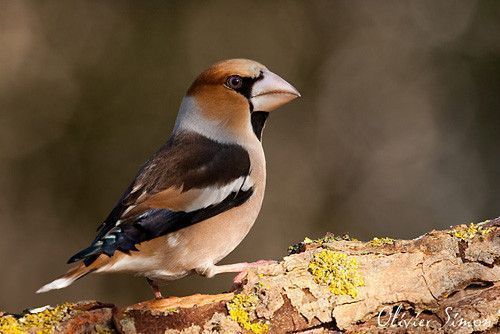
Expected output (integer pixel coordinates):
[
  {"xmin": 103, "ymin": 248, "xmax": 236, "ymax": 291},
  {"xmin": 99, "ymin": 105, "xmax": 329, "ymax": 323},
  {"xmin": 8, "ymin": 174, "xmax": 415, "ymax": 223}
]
[{"xmin": 175, "ymin": 59, "xmax": 300, "ymax": 142}]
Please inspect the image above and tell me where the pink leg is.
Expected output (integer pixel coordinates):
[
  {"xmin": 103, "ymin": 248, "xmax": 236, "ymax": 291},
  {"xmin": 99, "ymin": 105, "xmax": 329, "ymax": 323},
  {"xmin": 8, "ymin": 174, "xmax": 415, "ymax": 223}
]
[{"xmin": 146, "ymin": 278, "xmax": 163, "ymax": 299}]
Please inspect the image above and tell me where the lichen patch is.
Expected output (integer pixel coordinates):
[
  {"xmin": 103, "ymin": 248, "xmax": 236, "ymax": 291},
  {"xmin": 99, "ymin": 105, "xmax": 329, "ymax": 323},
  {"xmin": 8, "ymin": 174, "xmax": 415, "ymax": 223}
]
[
  {"xmin": 369, "ymin": 237, "xmax": 394, "ymax": 247},
  {"xmin": 308, "ymin": 250, "xmax": 364, "ymax": 298},
  {"xmin": 0, "ymin": 303, "xmax": 75, "ymax": 334},
  {"xmin": 450, "ymin": 222, "xmax": 493, "ymax": 241},
  {"xmin": 227, "ymin": 294, "xmax": 269, "ymax": 334}
]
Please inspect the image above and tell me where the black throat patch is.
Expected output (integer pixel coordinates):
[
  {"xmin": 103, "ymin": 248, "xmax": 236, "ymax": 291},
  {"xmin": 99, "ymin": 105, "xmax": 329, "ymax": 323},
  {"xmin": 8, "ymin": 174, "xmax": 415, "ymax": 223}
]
[{"xmin": 251, "ymin": 111, "xmax": 269, "ymax": 141}]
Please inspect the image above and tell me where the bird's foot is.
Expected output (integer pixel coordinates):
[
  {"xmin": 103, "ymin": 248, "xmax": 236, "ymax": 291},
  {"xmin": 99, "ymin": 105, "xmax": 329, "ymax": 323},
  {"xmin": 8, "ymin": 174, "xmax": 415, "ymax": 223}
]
[
  {"xmin": 153, "ymin": 290, "xmax": 163, "ymax": 300},
  {"xmin": 231, "ymin": 260, "xmax": 276, "ymax": 289},
  {"xmin": 197, "ymin": 260, "xmax": 276, "ymax": 290},
  {"xmin": 146, "ymin": 278, "xmax": 163, "ymax": 299}
]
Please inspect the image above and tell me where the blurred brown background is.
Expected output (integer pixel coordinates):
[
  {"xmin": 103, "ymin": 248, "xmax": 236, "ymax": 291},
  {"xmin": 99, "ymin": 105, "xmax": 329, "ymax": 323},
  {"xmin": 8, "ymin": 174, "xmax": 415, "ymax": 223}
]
[{"xmin": 1, "ymin": 0, "xmax": 499, "ymax": 312}]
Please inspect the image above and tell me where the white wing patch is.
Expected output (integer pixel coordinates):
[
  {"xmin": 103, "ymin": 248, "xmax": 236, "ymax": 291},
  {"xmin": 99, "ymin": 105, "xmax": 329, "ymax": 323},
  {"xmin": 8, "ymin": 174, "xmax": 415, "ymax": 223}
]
[
  {"xmin": 112, "ymin": 176, "xmax": 252, "ymax": 229},
  {"xmin": 183, "ymin": 176, "xmax": 253, "ymax": 212}
]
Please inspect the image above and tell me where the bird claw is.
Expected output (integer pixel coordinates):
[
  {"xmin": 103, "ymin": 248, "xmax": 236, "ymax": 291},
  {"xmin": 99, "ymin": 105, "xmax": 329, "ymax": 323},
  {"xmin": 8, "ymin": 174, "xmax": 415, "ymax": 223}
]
[
  {"xmin": 231, "ymin": 259, "xmax": 277, "ymax": 290},
  {"xmin": 147, "ymin": 278, "xmax": 164, "ymax": 299},
  {"xmin": 232, "ymin": 271, "xmax": 249, "ymax": 285},
  {"xmin": 154, "ymin": 290, "xmax": 164, "ymax": 300}
]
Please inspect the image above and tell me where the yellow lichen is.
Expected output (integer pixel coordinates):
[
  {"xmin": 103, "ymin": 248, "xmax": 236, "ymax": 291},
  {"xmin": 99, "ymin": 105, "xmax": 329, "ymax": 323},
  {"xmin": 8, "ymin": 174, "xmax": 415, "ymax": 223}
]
[
  {"xmin": 0, "ymin": 316, "xmax": 23, "ymax": 334},
  {"xmin": 450, "ymin": 222, "xmax": 493, "ymax": 241},
  {"xmin": 302, "ymin": 237, "xmax": 315, "ymax": 244},
  {"xmin": 369, "ymin": 237, "xmax": 394, "ymax": 247},
  {"xmin": 164, "ymin": 307, "xmax": 179, "ymax": 315},
  {"xmin": 0, "ymin": 303, "xmax": 74, "ymax": 334},
  {"xmin": 227, "ymin": 294, "xmax": 269, "ymax": 334},
  {"xmin": 308, "ymin": 250, "xmax": 364, "ymax": 298}
]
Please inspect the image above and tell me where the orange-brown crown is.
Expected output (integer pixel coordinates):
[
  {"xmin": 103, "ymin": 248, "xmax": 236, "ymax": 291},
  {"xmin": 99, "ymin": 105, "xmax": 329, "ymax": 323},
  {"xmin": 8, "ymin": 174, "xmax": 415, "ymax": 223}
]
[{"xmin": 187, "ymin": 59, "xmax": 266, "ymax": 96}]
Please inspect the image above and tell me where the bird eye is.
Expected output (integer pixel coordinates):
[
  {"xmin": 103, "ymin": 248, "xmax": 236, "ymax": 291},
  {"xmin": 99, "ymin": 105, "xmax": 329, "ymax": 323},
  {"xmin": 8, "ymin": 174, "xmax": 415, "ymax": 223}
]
[{"xmin": 226, "ymin": 75, "xmax": 243, "ymax": 90}]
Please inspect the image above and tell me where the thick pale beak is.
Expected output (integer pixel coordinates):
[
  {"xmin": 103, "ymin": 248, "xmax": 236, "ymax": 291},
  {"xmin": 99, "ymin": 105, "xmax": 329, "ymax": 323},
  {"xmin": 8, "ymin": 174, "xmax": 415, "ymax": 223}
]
[{"xmin": 250, "ymin": 70, "xmax": 300, "ymax": 112}]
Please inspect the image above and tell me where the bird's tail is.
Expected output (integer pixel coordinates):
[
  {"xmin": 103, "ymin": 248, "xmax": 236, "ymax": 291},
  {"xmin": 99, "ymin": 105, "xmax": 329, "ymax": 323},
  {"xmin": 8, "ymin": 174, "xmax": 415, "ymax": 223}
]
[{"xmin": 36, "ymin": 263, "xmax": 96, "ymax": 294}]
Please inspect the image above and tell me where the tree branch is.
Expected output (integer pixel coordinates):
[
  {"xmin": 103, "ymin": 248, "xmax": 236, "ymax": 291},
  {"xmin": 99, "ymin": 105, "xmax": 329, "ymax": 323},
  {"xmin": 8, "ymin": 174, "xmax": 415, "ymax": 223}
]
[{"xmin": 1, "ymin": 219, "xmax": 498, "ymax": 333}]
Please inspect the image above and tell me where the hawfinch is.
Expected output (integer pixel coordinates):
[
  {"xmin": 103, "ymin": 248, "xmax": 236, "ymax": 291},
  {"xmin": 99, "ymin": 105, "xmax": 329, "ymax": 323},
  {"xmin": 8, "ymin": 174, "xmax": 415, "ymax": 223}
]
[{"xmin": 37, "ymin": 59, "xmax": 300, "ymax": 298}]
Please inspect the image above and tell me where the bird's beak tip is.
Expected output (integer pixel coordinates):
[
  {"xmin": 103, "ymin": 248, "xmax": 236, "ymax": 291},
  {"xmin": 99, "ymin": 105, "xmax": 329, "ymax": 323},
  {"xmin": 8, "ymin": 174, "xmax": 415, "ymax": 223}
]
[{"xmin": 250, "ymin": 70, "xmax": 301, "ymax": 111}]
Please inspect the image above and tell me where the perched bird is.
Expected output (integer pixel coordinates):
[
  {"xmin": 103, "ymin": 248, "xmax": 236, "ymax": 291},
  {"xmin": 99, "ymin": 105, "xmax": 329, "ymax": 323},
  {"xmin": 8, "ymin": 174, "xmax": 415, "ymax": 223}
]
[{"xmin": 37, "ymin": 59, "xmax": 300, "ymax": 298}]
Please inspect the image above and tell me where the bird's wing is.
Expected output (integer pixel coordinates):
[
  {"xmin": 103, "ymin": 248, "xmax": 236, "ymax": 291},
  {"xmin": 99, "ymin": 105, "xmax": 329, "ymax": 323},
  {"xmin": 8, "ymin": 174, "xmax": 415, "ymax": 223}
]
[{"xmin": 68, "ymin": 131, "xmax": 253, "ymax": 265}]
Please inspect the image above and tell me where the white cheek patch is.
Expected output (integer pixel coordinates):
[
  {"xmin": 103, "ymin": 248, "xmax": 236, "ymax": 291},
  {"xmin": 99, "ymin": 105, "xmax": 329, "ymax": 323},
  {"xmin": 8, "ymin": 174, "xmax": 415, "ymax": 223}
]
[{"xmin": 174, "ymin": 97, "xmax": 251, "ymax": 144}]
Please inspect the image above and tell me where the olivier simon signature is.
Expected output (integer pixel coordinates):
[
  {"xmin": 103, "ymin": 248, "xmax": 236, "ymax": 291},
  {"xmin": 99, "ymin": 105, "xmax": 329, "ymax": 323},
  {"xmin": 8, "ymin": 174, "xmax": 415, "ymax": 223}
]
[{"xmin": 377, "ymin": 304, "xmax": 493, "ymax": 329}]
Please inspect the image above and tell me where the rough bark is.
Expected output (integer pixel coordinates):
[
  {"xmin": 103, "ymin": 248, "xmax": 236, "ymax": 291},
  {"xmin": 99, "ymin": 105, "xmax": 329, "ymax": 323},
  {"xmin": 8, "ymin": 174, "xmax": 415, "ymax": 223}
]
[{"xmin": 1, "ymin": 220, "xmax": 499, "ymax": 333}]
